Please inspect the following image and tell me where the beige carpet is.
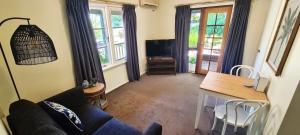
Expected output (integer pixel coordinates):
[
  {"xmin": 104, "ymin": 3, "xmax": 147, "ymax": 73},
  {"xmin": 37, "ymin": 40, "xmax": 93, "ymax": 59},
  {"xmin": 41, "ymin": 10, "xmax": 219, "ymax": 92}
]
[{"xmin": 106, "ymin": 73, "xmax": 213, "ymax": 135}]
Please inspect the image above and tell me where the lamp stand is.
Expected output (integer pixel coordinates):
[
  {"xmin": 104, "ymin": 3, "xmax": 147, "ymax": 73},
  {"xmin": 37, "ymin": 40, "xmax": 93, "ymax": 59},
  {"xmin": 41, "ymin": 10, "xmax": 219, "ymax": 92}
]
[
  {"xmin": 0, "ymin": 42, "xmax": 20, "ymax": 100},
  {"xmin": 0, "ymin": 17, "xmax": 32, "ymax": 100}
]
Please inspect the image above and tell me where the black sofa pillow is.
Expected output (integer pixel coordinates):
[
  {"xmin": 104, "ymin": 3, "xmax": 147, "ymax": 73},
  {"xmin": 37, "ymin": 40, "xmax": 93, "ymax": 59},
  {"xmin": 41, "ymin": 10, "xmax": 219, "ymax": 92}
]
[{"xmin": 41, "ymin": 101, "xmax": 84, "ymax": 134}]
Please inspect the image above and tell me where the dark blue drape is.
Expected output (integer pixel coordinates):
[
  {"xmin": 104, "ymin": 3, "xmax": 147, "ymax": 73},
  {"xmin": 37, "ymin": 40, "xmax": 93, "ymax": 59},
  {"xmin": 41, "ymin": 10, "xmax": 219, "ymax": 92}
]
[
  {"xmin": 66, "ymin": 0, "xmax": 105, "ymax": 86},
  {"xmin": 221, "ymin": 0, "xmax": 252, "ymax": 74},
  {"xmin": 123, "ymin": 4, "xmax": 140, "ymax": 81},
  {"xmin": 175, "ymin": 5, "xmax": 191, "ymax": 73}
]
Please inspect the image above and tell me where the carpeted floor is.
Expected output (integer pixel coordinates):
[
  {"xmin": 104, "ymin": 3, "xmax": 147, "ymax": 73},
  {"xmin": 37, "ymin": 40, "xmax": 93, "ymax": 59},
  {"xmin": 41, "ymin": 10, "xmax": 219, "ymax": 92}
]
[{"xmin": 106, "ymin": 73, "xmax": 213, "ymax": 135}]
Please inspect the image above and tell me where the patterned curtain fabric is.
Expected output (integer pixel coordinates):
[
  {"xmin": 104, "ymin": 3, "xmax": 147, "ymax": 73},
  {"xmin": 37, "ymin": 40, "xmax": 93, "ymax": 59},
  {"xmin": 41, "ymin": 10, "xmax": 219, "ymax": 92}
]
[
  {"xmin": 221, "ymin": 0, "xmax": 252, "ymax": 74},
  {"xmin": 123, "ymin": 4, "xmax": 140, "ymax": 81},
  {"xmin": 175, "ymin": 5, "xmax": 191, "ymax": 73},
  {"xmin": 66, "ymin": 0, "xmax": 105, "ymax": 86}
]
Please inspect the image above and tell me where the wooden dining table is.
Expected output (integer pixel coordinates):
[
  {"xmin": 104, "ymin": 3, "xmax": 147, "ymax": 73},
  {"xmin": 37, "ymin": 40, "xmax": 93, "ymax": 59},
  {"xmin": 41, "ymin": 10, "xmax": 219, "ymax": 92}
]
[{"xmin": 194, "ymin": 72, "xmax": 268, "ymax": 129}]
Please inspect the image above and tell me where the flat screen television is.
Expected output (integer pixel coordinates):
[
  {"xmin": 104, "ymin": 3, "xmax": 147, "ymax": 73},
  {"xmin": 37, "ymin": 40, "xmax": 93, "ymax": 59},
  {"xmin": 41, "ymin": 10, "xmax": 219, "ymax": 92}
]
[{"xmin": 146, "ymin": 39, "xmax": 175, "ymax": 57}]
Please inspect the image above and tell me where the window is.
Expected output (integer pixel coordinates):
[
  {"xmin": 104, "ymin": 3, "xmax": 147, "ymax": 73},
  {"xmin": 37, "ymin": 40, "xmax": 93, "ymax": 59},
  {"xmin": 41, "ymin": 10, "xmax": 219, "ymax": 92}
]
[{"xmin": 89, "ymin": 4, "xmax": 126, "ymax": 67}]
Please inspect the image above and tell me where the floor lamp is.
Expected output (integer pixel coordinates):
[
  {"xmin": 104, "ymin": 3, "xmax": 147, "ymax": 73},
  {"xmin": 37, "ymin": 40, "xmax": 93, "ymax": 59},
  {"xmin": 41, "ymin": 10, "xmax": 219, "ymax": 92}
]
[{"xmin": 0, "ymin": 17, "xmax": 57, "ymax": 100}]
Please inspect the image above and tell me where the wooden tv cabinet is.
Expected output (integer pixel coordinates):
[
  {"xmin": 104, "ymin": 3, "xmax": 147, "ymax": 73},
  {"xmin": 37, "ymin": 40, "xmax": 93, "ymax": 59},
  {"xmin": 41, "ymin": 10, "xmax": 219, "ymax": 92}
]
[{"xmin": 147, "ymin": 56, "xmax": 176, "ymax": 75}]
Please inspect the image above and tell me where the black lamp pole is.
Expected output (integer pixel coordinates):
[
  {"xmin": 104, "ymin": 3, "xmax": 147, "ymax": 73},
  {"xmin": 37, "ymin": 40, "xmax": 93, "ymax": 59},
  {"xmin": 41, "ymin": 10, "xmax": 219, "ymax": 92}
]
[
  {"xmin": 0, "ymin": 42, "xmax": 20, "ymax": 100},
  {"xmin": 0, "ymin": 18, "xmax": 29, "ymax": 100}
]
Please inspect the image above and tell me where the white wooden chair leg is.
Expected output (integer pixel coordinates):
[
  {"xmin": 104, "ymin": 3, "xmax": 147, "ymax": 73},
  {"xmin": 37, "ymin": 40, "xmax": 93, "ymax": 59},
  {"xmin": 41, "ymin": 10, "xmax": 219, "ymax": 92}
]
[
  {"xmin": 211, "ymin": 116, "xmax": 217, "ymax": 131},
  {"xmin": 234, "ymin": 125, "xmax": 238, "ymax": 133},
  {"xmin": 221, "ymin": 120, "xmax": 227, "ymax": 135}
]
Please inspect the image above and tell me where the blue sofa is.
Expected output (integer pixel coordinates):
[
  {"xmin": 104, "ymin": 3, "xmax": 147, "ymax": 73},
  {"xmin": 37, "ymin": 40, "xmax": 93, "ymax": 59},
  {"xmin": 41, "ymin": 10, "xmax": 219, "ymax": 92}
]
[{"xmin": 7, "ymin": 87, "xmax": 162, "ymax": 135}]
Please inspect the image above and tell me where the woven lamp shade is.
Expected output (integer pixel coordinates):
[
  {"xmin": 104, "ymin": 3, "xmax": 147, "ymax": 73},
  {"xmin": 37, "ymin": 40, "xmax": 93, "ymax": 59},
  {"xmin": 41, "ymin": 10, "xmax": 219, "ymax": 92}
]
[{"xmin": 10, "ymin": 25, "xmax": 57, "ymax": 65}]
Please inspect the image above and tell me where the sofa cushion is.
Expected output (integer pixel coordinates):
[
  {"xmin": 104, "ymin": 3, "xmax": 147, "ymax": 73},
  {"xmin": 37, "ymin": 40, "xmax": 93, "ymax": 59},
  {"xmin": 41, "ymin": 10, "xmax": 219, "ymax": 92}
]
[
  {"xmin": 41, "ymin": 101, "xmax": 84, "ymax": 134},
  {"xmin": 76, "ymin": 105, "xmax": 113, "ymax": 134},
  {"xmin": 31, "ymin": 124, "xmax": 68, "ymax": 135},
  {"xmin": 42, "ymin": 87, "xmax": 87, "ymax": 109},
  {"xmin": 92, "ymin": 119, "xmax": 142, "ymax": 135},
  {"xmin": 8, "ymin": 99, "xmax": 67, "ymax": 135}
]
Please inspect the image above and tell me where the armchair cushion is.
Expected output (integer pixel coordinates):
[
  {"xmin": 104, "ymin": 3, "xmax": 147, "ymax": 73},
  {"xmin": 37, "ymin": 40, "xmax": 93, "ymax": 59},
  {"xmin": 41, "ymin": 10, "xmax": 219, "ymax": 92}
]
[
  {"xmin": 78, "ymin": 105, "xmax": 113, "ymax": 134},
  {"xmin": 8, "ymin": 99, "xmax": 67, "ymax": 135},
  {"xmin": 143, "ymin": 122, "xmax": 162, "ymax": 135},
  {"xmin": 38, "ymin": 87, "xmax": 113, "ymax": 134},
  {"xmin": 92, "ymin": 119, "xmax": 142, "ymax": 135}
]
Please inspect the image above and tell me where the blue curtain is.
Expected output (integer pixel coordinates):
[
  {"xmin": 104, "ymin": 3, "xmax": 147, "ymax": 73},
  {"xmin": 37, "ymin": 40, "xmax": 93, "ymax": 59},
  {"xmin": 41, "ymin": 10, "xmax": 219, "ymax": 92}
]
[
  {"xmin": 221, "ymin": 0, "xmax": 252, "ymax": 74},
  {"xmin": 66, "ymin": 0, "xmax": 105, "ymax": 85},
  {"xmin": 123, "ymin": 4, "xmax": 140, "ymax": 81},
  {"xmin": 175, "ymin": 5, "xmax": 191, "ymax": 73}
]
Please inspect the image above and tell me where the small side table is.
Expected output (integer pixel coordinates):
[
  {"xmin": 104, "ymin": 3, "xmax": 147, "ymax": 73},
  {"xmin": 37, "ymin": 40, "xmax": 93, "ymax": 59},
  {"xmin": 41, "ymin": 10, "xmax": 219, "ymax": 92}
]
[{"xmin": 83, "ymin": 83, "xmax": 108, "ymax": 109}]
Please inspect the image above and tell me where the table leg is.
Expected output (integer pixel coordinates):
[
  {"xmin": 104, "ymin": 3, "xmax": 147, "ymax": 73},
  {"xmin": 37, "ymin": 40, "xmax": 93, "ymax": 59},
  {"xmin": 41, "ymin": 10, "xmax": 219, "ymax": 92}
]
[{"xmin": 195, "ymin": 90, "xmax": 205, "ymax": 129}]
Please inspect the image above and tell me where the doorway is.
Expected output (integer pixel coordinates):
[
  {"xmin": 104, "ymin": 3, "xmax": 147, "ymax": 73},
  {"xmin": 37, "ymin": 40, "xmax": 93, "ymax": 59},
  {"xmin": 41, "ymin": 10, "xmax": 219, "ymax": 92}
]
[{"xmin": 191, "ymin": 6, "xmax": 232, "ymax": 74}]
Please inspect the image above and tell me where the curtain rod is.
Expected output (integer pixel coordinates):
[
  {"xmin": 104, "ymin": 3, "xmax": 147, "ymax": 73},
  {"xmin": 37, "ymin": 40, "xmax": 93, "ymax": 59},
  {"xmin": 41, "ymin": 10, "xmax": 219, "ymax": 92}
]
[
  {"xmin": 175, "ymin": 0, "xmax": 234, "ymax": 7},
  {"xmin": 89, "ymin": 0, "xmax": 139, "ymax": 6}
]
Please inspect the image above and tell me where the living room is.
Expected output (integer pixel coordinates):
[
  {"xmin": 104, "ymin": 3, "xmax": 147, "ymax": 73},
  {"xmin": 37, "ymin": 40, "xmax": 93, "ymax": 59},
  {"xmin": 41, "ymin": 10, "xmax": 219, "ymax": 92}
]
[{"xmin": 0, "ymin": 0, "xmax": 300, "ymax": 135}]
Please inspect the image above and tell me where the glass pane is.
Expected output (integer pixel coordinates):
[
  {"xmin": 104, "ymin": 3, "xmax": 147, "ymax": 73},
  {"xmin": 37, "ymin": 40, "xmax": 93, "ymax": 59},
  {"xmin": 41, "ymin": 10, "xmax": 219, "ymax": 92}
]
[
  {"xmin": 207, "ymin": 13, "xmax": 217, "ymax": 25},
  {"xmin": 205, "ymin": 26, "xmax": 215, "ymax": 37},
  {"xmin": 114, "ymin": 43, "xmax": 126, "ymax": 60},
  {"xmin": 204, "ymin": 38, "xmax": 213, "ymax": 49},
  {"xmin": 90, "ymin": 9, "xmax": 104, "ymax": 29},
  {"xmin": 94, "ymin": 29, "xmax": 106, "ymax": 45},
  {"xmin": 98, "ymin": 47, "xmax": 110, "ymax": 65},
  {"xmin": 189, "ymin": 10, "xmax": 201, "ymax": 48},
  {"xmin": 214, "ymin": 26, "xmax": 224, "ymax": 38},
  {"xmin": 202, "ymin": 49, "xmax": 211, "ymax": 61},
  {"xmin": 209, "ymin": 62, "xmax": 218, "ymax": 72},
  {"xmin": 111, "ymin": 10, "xmax": 125, "ymax": 45},
  {"xmin": 210, "ymin": 50, "xmax": 220, "ymax": 62},
  {"xmin": 188, "ymin": 50, "xmax": 197, "ymax": 72},
  {"xmin": 212, "ymin": 50, "xmax": 221, "ymax": 57},
  {"xmin": 112, "ymin": 28, "xmax": 125, "ymax": 44},
  {"xmin": 201, "ymin": 61, "xmax": 209, "ymax": 70},
  {"xmin": 216, "ymin": 13, "xmax": 227, "ymax": 25},
  {"xmin": 212, "ymin": 38, "xmax": 223, "ymax": 49},
  {"xmin": 111, "ymin": 10, "xmax": 123, "ymax": 28}
]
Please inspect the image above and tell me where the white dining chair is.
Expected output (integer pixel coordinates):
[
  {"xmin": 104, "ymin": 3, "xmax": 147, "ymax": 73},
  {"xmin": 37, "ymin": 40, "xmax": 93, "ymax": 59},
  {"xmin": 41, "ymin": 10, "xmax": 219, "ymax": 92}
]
[
  {"xmin": 211, "ymin": 100, "xmax": 269, "ymax": 135},
  {"xmin": 230, "ymin": 65, "xmax": 256, "ymax": 78}
]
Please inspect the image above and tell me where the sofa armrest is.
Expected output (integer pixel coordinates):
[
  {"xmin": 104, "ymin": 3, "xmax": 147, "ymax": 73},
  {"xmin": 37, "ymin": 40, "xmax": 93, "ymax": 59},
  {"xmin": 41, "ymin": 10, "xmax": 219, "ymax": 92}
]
[
  {"xmin": 143, "ymin": 123, "xmax": 162, "ymax": 135},
  {"xmin": 39, "ymin": 87, "xmax": 87, "ymax": 110}
]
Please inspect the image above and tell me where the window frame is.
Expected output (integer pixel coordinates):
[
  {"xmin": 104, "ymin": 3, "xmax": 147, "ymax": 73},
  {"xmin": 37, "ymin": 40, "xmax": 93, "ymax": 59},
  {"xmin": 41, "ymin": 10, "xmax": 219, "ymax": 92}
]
[
  {"xmin": 89, "ymin": 3, "xmax": 126, "ymax": 69},
  {"xmin": 107, "ymin": 7, "xmax": 126, "ymax": 61}
]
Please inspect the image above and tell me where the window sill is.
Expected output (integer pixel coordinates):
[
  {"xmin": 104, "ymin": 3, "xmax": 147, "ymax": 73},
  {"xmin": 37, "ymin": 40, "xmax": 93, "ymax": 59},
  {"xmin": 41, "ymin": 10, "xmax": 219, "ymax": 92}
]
[{"xmin": 102, "ymin": 60, "xmax": 126, "ymax": 71}]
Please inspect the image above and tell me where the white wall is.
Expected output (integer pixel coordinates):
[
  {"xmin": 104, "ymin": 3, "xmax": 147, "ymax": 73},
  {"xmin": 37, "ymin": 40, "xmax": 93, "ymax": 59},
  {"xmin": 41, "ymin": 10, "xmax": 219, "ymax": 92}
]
[
  {"xmin": 262, "ymin": 30, "xmax": 300, "ymax": 135},
  {"xmin": 254, "ymin": 0, "xmax": 284, "ymax": 71},
  {"xmin": 277, "ymin": 81, "xmax": 300, "ymax": 135},
  {"xmin": 251, "ymin": 0, "xmax": 300, "ymax": 134},
  {"xmin": 243, "ymin": 0, "xmax": 270, "ymax": 66},
  {"xmin": 0, "ymin": 0, "xmax": 158, "ymax": 115}
]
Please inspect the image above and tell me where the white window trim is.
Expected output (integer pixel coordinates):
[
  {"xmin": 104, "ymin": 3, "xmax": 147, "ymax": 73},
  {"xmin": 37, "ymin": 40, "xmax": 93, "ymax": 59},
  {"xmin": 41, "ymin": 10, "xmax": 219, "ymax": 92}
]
[{"xmin": 89, "ymin": 3, "xmax": 126, "ymax": 70}]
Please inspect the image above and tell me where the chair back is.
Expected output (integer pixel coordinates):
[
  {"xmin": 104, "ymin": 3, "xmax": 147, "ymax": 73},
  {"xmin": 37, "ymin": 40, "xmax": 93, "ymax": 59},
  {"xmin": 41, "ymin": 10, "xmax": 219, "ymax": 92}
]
[
  {"xmin": 230, "ymin": 65, "xmax": 256, "ymax": 78},
  {"xmin": 224, "ymin": 100, "xmax": 269, "ymax": 135}
]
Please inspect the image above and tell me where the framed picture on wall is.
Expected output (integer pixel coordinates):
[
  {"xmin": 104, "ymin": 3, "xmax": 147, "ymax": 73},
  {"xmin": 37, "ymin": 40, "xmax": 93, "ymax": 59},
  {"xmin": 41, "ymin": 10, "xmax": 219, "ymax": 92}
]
[{"xmin": 266, "ymin": 0, "xmax": 300, "ymax": 76}]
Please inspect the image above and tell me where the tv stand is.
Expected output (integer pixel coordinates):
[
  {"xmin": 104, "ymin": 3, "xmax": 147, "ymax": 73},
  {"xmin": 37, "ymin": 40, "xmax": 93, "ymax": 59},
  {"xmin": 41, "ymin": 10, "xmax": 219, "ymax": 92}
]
[{"xmin": 147, "ymin": 56, "xmax": 176, "ymax": 75}]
